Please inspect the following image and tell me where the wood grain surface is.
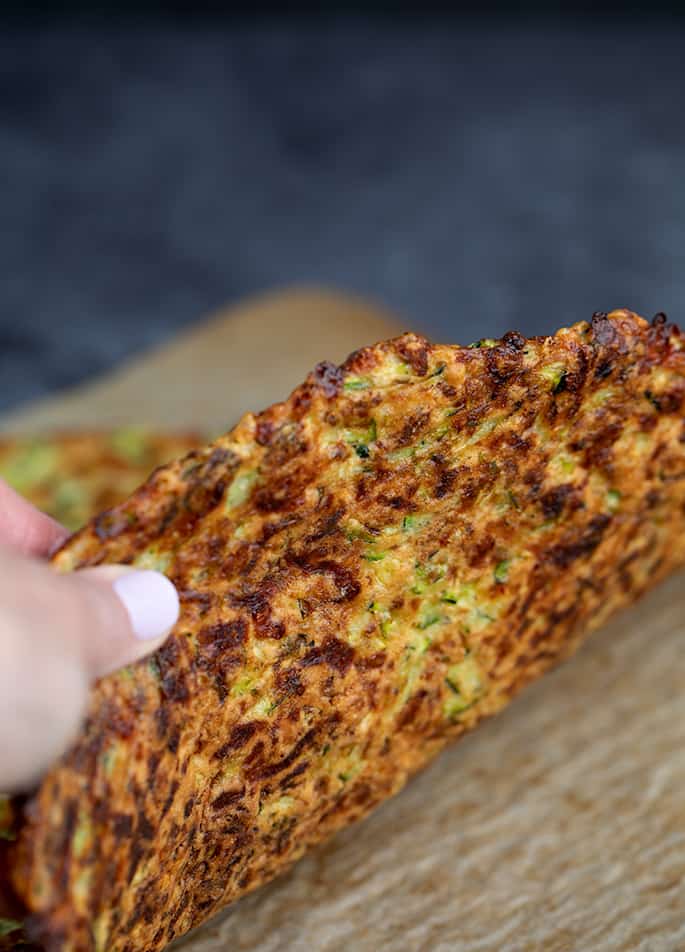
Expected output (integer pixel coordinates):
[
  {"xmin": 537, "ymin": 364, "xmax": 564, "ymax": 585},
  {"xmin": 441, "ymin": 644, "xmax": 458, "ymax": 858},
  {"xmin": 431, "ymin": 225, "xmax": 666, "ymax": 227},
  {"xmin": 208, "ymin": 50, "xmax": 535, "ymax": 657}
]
[{"xmin": 2, "ymin": 287, "xmax": 683, "ymax": 951}]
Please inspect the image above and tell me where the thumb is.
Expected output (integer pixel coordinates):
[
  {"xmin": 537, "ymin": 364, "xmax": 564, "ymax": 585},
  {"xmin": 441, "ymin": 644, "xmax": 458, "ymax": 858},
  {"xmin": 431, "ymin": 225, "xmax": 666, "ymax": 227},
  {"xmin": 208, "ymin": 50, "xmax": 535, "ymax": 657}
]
[
  {"xmin": 63, "ymin": 565, "xmax": 180, "ymax": 678},
  {"xmin": 0, "ymin": 550, "xmax": 179, "ymax": 791}
]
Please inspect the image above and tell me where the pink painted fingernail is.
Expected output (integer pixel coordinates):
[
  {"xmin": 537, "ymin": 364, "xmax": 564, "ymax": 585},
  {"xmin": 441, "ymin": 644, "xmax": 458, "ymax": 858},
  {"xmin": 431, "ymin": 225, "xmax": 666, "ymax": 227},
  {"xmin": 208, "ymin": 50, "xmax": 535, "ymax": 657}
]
[{"xmin": 113, "ymin": 570, "xmax": 179, "ymax": 641}]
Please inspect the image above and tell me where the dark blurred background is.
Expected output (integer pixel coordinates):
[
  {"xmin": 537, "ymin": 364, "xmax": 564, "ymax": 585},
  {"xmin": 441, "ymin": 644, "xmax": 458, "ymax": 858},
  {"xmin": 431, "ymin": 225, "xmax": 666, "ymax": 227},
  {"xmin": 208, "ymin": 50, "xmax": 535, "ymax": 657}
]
[{"xmin": 2, "ymin": 5, "xmax": 685, "ymax": 413}]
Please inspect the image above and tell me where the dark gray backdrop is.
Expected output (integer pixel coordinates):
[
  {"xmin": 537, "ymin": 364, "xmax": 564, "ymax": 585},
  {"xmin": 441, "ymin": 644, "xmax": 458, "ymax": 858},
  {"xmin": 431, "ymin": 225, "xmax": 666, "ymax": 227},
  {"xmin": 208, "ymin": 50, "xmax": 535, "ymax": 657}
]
[{"xmin": 1, "ymin": 20, "xmax": 684, "ymax": 412}]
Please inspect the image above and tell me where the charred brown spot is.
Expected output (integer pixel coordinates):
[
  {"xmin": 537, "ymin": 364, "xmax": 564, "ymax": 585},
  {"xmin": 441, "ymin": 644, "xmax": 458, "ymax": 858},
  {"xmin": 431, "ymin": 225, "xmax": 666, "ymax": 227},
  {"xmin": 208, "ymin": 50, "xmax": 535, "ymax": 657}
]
[
  {"xmin": 576, "ymin": 419, "xmax": 623, "ymax": 468},
  {"xmin": 255, "ymin": 417, "xmax": 276, "ymax": 446},
  {"xmin": 431, "ymin": 453, "xmax": 457, "ymax": 499},
  {"xmin": 94, "ymin": 508, "xmax": 133, "ymax": 541},
  {"xmin": 211, "ymin": 789, "xmax": 244, "ymax": 811},
  {"xmin": 136, "ymin": 814, "xmax": 155, "ymax": 842},
  {"xmin": 395, "ymin": 336, "xmax": 429, "ymax": 376},
  {"xmin": 547, "ymin": 514, "xmax": 611, "ymax": 569},
  {"xmin": 243, "ymin": 740, "xmax": 266, "ymax": 771},
  {"xmin": 594, "ymin": 358, "xmax": 613, "ymax": 381},
  {"xmin": 154, "ymin": 704, "xmax": 170, "ymax": 743},
  {"xmin": 178, "ymin": 589, "xmax": 213, "ymax": 615},
  {"xmin": 540, "ymin": 484, "xmax": 574, "ymax": 520},
  {"xmin": 258, "ymin": 514, "xmax": 301, "ymax": 545},
  {"xmin": 396, "ymin": 689, "xmax": 430, "ymax": 729},
  {"xmin": 591, "ymin": 311, "xmax": 612, "ymax": 344},
  {"xmin": 127, "ymin": 839, "xmax": 146, "ymax": 886},
  {"xmin": 377, "ymin": 493, "xmax": 412, "ymax": 510},
  {"xmin": 161, "ymin": 671, "xmax": 189, "ymax": 703},
  {"xmin": 262, "ymin": 423, "xmax": 309, "ymax": 468},
  {"xmin": 197, "ymin": 619, "xmax": 247, "ymax": 655},
  {"xmin": 305, "ymin": 508, "xmax": 344, "ymax": 542},
  {"xmin": 355, "ymin": 651, "xmax": 387, "ymax": 671},
  {"xmin": 288, "ymin": 553, "xmax": 361, "ymax": 603},
  {"xmin": 456, "ymin": 462, "xmax": 499, "ymax": 510},
  {"xmin": 181, "ymin": 448, "xmax": 239, "ymax": 522},
  {"xmin": 246, "ymin": 729, "xmax": 317, "ymax": 782},
  {"xmin": 397, "ymin": 410, "xmax": 430, "ymax": 446},
  {"xmin": 484, "ymin": 342, "xmax": 524, "ymax": 387},
  {"xmin": 112, "ymin": 813, "xmax": 133, "ymax": 839},
  {"xmin": 234, "ymin": 585, "xmax": 286, "ymax": 640},
  {"xmin": 644, "ymin": 488, "xmax": 661, "ymax": 508},
  {"xmin": 275, "ymin": 666, "xmax": 305, "ymax": 698},
  {"xmin": 167, "ymin": 727, "xmax": 181, "ymax": 754},
  {"xmin": 301, "ymin": 636, "xmax": 355, "ymax": 674},
  {"xmin": 463, "ymin": 532, "xmax": 495, "ymax": 567},
  {"xmin": 562, "ymin": 348, "xmax": 590, "ymax": 394},
  {"xmin": 90, "ymin": 700, "xmax": 133, "ymax": 743},
  {"xmin": 646, "ymin": 388, "xmax": 683, "ymax": 414},
  {"xmin": 502, "ymin": 330, "xmax": 526, "ymax": 351},
  {"xmin": 214, "ymin": 722, "xmax": 259, "ymax": 760},
  {"xmin": 280, "ymin": 760, "xmax": 309, "ymax": 789},
  {"xmin": 254, "ymin": 468, "xmax": 311, "ymax": 514},
  {"xmin": 162, "ymin": 780, "xmax": 180, "ymax": 816},
  {"xmin": 523, "ymin": 465, "xmax": 545, "ymax": 499},
  {"xmin": 312, "ymin": 361, "xmax": 344, "ymax": 397}
]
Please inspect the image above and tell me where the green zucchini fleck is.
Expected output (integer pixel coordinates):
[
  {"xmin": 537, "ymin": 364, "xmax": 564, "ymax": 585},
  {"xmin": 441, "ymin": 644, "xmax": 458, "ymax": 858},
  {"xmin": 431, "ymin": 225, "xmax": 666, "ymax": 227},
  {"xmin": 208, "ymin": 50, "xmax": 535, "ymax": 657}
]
[
  {"xmin": 135, "ymin": 546, "xmax": 171, "ymax": 573},
  {"xmin": 346, "ymin": 418, "xmax": 377, "ymax": 459},
  {"xmin": 344, "ymin": 376, "xmax": 371, "ymax": 391},
  {"xmin": 468, "ymin": 338, "xmax": 498, "ymax": 349},
  {"xmin": 606, "ymin": 489, "xmax": 621, "ymax": 512},
  {"xmin": 402, "ymin": 513, "xmax": 432, "ymax": 532},
  {"xmin": 444, "ymin": 653, "xmax": 487, "ymax": 718},
  {"xmin": 507, "ymin": 490, "xmax": 520, "ymax": 509},
  {"xmin": 494, "ymin": 560, "xmax": 510, "ymax": 584},
  {"xmin": 226, "ymin": 469, "xmax": 258, "ymax": 509},
  {"xmin": 386, "ymin": 446, "xmax": 415, "ymax": 462},
  {"xmin": 540, "ymin": 363, "xmax": 567, "ymax": 393},
  {"xmin": 0, "ymin": 919, "xmax": 23, "ymax": 937},
  {"xmin": 100, "ymin": 745, "xmax": 119, "ymax": 777},
  {"xmin": 417, "ymin": 609, "xmax": 441, "ymax": 630}
]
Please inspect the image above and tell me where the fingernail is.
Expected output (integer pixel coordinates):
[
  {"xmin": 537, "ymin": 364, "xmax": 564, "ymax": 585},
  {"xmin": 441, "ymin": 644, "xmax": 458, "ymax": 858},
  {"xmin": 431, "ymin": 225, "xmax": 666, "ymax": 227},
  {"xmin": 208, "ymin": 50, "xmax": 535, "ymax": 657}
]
[{"xmin": 112, "ymin": 570, "xmax": 179, "ymax": 641}]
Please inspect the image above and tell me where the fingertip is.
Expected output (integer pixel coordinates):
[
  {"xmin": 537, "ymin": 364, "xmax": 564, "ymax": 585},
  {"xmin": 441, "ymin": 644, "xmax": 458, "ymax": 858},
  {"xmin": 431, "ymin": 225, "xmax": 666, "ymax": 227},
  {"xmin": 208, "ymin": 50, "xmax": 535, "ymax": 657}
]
[
  {"xmin": 112, "ymin": 570, "xmax": 180, "ymax": 642},
  {"xmin": 73, "ymin": 565, "xmax": 180, "ymax": 676}
]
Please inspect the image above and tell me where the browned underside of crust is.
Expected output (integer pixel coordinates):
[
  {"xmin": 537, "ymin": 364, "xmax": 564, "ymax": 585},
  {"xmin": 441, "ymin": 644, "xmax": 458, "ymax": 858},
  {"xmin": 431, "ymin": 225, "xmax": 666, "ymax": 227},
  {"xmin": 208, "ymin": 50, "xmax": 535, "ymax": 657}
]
[{"xmin": 8, "ymin": 310, "xmax": 685, "ymax": 952}]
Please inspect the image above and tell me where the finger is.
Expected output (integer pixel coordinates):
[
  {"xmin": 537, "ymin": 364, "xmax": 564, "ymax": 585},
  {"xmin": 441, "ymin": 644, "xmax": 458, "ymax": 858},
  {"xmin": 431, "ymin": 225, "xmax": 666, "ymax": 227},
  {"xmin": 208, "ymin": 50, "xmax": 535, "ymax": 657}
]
[
  {"xmin": 65, "ymin": 565, "xmax": 180, "ymax": 677},
  {"xmin": 0, "ymin": 550, "xmax": 179, "ymax": 791},
  {"xmin": 0, "ymin": 478, "xmax": 68, "ymax": 556}
]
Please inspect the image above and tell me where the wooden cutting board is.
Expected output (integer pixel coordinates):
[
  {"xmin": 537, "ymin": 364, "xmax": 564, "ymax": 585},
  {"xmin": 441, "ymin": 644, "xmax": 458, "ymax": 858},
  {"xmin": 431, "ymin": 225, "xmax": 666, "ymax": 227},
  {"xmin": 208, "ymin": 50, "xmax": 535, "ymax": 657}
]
[{"xmin": 2, "ymin": 287, "xmax": 684, "ymax": 951}]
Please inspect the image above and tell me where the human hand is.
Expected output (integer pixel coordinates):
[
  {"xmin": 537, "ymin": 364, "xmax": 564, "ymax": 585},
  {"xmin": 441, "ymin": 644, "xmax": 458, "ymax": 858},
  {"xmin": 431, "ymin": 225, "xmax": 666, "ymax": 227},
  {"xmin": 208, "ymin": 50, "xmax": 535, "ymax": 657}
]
[{"xmin": 0, "ymin": 479, "xmax": 179, "ymax": 792}]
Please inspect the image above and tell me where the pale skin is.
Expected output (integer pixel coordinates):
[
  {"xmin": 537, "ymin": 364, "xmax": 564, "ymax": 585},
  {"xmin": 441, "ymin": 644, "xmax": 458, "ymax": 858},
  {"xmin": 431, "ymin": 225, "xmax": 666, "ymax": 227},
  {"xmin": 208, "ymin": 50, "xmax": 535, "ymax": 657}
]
[{"xmin": 0, "ymin": 479, "xmax": 179, "ymax": 792}]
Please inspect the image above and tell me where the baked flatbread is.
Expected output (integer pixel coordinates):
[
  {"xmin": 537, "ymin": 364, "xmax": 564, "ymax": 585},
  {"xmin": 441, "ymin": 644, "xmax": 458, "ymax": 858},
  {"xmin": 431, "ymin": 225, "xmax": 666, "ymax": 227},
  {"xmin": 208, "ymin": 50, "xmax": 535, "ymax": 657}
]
[{"xmin": 6, "ymin": 311, "xmax": 685, "ymax": 951}]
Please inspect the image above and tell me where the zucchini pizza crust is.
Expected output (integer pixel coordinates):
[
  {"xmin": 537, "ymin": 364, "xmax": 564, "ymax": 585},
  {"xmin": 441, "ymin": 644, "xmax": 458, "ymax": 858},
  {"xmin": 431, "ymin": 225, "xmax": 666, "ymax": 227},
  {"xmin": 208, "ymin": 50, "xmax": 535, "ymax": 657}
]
[{"xmin": 7, "ymin": 310, "xmax": 685, "ymax": 951}]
